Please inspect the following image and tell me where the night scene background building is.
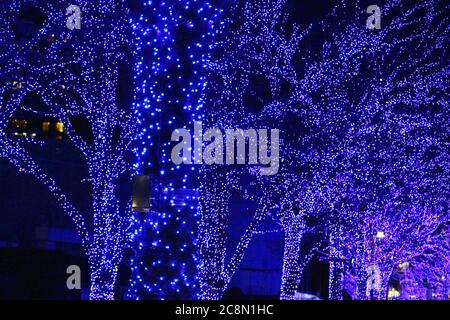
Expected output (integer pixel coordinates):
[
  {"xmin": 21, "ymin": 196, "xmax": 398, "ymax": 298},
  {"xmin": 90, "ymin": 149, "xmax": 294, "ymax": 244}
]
[{"xmin": 0, "ymin": 0, "xmax": 448, "ymax": 300}]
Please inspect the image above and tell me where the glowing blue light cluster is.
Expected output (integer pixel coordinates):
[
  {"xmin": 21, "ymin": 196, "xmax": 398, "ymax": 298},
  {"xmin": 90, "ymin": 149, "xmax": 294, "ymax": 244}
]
[
  {"xmin": 0, "ymin": 0, "xmax": 136, "ymax": 300},
  {"xmin": 197, "ymin": 0, "xmax": 449, "ymax": 300},
  {"xmin": 0, "ymin": 0, "xmax": 447, "ymax": 301},
  {"xmin": 126, "ymin": 0, "xmax": 221, "ymax": 300}
]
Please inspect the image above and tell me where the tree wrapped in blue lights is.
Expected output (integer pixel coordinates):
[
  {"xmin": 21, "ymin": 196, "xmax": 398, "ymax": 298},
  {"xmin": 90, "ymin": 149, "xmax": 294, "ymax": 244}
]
[
  {"xmin": 199, "ymin": 0, "xmax": 448, "ymax": 300},
  {"xmin": 0, "ymin": 0, "xmax": 135, "ymax": 299},
  {"xmin": 126, "ymin": 0, "xmax": 221, "ymax": 300},
  {"xmin": 324, "ymin": 0, "xmax": 448, "ymax": 300},
  {"xmin": 198, "ymin": 0, "xmax": 322, "ymax": 300},
  {"xmin": 0, "ymin": 0, "xmax": 447, "ymax": 301}
]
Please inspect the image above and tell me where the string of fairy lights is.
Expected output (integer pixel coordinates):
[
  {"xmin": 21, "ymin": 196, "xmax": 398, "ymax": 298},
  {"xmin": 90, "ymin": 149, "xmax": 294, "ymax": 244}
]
[
  {"xmin": 198, "ymin": 0, "xmax": 448, "ymax": 300},
  {"xmin": 126, "ymin": 0, "xmax": 222, "ymax": 300},
  {"xmin": 0, "ymin": 0, "xmax": 447, "ymax": 300}
]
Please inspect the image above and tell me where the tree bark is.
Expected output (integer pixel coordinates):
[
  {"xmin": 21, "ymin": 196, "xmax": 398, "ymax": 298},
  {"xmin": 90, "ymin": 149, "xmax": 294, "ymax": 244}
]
[
  {"xmin": 328, "ymin": 227, "xmax": 344, "ymax": 300},
  {"xmin": 356, "ymin": 266, "xmax": 368, "ymax": 300},
  {"xmin": 280, "ymin": 216, "xmax": 304, "ymax": 300},
  {"xmin": 329, "ymin": 261, "xmax": 344, "ymax": 300},
  {"xmin": 89, "ymin": 263, "xmax": 118, "ymax": 300}
]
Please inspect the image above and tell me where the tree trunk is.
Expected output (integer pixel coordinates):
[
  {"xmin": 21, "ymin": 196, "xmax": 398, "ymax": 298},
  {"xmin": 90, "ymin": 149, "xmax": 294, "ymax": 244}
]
[
  {"xmin": 200, "ymin": 283, "xmax": 226, "ymax": 300},
  {"xmin": 198, "ymin": 169, "xmax": 230, "ymax": 300},
  {"xmin": 328, "ymin": 227, "xmax": 344, "ymax": 300},
  {"xmin": 89, "ymin": 263, "xmax": 118, "ymax": 300},
  {"xmin": 329, "ymin": 261, "xmax": 344, "ymax": 300},
  {"xmin": 356, "ymin": 267, "xmax": 368, "ymax": 300},
  {"xmin": 280, "ymin": 217, "xmax": 304, "ymax": 300}
]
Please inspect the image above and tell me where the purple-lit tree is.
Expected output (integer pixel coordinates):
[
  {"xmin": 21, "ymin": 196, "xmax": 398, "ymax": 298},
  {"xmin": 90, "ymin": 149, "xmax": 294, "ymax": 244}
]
[
  {"xmin": 339, "ymin": 193, "xmax": 448, "ymax": 300},
  {"xmin": 200, "ymin": 0, "xmax": 448, "ymax": 301},
  {"xmin": 0, "ymin": 0, "xmax": 135, "ymax": 299},
  {"xmin": 320, "ymin": 0, "xmax": 449, "ymax": 300},
  {"xmin": 399, "ymin": 229, "xmax": 450, "ymax": 300}
]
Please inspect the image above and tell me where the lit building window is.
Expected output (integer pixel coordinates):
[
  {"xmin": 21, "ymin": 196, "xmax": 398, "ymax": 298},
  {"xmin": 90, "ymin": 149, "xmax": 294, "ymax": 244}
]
[
  {"xmin": 11, "ymin": 119, "xmax": 27, "ymax": 129},
  {"xmin": 42, "ymin": 122, "xmax": 51, "ymax": 132},
  {"xmin": 56, "ymin": 122, "xmax": 64, "ymax": 133}
]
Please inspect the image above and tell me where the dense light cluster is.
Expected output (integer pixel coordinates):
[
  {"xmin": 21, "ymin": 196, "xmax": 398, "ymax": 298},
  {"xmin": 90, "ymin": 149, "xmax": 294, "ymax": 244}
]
[
  {"xmin": 126, "ymin": 0, "xmax": 222, "ymax": 300},
  {"xmin": 0, "ymin": 0, "xmax": 135, "ymax": 299},
  {"xmin": 198, "ymin": 0, "xmax": 449, "ymax": 300},
  {"xmin": 0, "ymin": 0, "xmax": 447, "ymax": 301}
]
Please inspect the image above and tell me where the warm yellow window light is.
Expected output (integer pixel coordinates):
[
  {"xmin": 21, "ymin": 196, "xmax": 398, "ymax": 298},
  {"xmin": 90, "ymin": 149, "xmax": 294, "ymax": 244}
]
[
  {"xmin": 42, "ymin": 122, "xmax": 50, "ymax": 132},
  {"xmin": 56, "ymin": 122, "xmax": 64, "ymax": 133}
]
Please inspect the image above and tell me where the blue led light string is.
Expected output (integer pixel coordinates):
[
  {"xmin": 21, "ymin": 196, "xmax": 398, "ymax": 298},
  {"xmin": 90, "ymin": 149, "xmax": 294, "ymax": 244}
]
[{"xmin": 126, "ymin": 0, "xmax": 221, "ymax": 300}]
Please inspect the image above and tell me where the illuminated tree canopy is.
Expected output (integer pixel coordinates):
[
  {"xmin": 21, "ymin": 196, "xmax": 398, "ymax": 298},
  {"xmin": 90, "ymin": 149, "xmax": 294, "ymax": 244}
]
[
  {"xmin": 0, "ymin": 0, "xmax": 447, "ymax": 300},
  {"xmin": 0, "ymin": 0, "xmax": 135, "ymax": 299}
]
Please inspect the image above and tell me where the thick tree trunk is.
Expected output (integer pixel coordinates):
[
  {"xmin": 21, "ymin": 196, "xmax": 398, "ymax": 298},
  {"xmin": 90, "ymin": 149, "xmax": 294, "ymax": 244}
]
[
  {"xmin": 329, "ymin": 261, "xmax": 344, "ymax": 300},
  {"xmin": 198, "ymin": 170, "xmax": 230, "ymax": 300},
  {"xmin": 198, "ymin": 216, "xmax": 227, "ymax": 300},
  {"xmin": 356, "ymin": 267, "xmax": 368, "ymax": 300},
  {"xmin": 280, "ymin": 217, "xmax": 304, "ymax": 300},
  {"xmin": 328, "ymin": 228, "xmax": 344, "ymax": 300},
  {"xmin": 89, "ymin": 263, "xmax": 118, "ymax": 300}
]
